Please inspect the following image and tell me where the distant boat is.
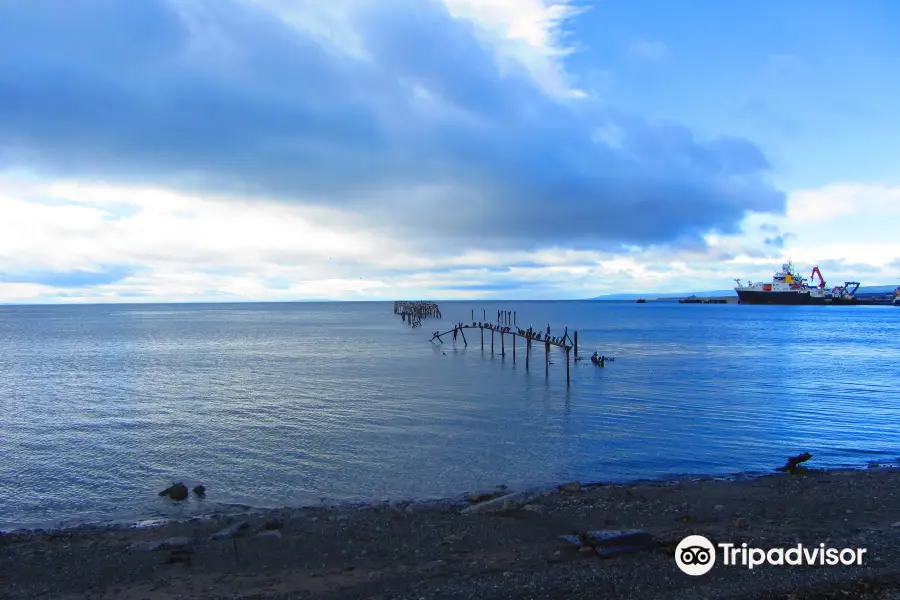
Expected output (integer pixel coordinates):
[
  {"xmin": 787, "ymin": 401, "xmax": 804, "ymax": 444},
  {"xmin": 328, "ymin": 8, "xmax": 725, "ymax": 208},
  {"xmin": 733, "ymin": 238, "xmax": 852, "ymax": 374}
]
[
  {"xmin": 679, "ymin": 295, "xmax": 704, "ymax": 304},
  {"xmin": 636, "ymin": 298, "xmax": 646, "ymax": 304}
]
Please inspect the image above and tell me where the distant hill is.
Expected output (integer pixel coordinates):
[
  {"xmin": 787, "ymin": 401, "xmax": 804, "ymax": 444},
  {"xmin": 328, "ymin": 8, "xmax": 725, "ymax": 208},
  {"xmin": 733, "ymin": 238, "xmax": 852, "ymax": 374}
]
[{"xmin": 590, "ymin": 284, "xmax": 898, "ymax": 301}]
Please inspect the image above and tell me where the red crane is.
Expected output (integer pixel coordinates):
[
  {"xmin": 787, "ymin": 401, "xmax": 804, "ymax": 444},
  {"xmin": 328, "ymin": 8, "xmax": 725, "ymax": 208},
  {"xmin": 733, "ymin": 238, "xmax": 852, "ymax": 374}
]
[{"xmin": 810, "ymin": 266, "xmax": 826, "ymax": 289}]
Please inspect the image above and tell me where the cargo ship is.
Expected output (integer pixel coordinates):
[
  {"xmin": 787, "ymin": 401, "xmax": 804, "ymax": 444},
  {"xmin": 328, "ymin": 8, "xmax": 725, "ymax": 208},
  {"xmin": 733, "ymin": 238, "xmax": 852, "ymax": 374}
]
[{"xmin": 734, "ymin": 261, "xmax": 859, "ymax": 305}]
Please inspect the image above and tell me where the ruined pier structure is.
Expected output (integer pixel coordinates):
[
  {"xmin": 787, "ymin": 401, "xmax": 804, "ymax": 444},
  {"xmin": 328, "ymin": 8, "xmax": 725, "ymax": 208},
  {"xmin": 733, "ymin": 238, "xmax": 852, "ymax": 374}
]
[
  {"xmin": 393, "ymin": 301, "xmax": 441, "ymax": 328},
  {"xmin": 429, "ymin": 308, "xmax": 580, "ymax": 387}
]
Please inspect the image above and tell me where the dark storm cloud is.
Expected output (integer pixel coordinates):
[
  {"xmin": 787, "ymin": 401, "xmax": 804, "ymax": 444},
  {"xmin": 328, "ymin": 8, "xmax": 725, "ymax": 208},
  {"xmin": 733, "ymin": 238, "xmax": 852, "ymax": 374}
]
[{"xmin": 0, "ymin": 0, "xmax": 786, "ymax": 251}]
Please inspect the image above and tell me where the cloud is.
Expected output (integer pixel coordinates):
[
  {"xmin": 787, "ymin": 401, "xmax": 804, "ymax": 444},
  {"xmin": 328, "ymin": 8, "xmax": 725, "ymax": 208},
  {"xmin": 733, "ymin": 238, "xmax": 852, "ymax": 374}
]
[
  {"xmin": 813, "ymin": 259, "xmax": 884, "ymax": 275},
  {"xmin": 0, "ymin": 0, "xmax": 784, "ymax": 258},
  {"xmin": 627, "ymin": 37, "xmax": 670, "ymax": 62},
  {"xmin": 786, "ymin": 183, "xmax": 900, "ymax": 222}
]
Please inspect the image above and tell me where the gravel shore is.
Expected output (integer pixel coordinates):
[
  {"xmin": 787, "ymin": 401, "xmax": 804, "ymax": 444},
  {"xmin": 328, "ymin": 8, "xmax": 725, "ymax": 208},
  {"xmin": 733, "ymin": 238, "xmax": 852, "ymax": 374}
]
[{"xmin": 3, "ymin": 467, "xmax": 900, "ymax": 599}]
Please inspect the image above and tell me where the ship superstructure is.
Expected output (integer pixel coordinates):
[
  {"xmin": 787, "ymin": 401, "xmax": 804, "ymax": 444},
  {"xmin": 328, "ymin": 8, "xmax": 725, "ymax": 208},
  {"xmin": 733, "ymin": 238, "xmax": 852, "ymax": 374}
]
[{"xmin": 733, "ymin": 260, "xmax": 853, "ymax": 305}]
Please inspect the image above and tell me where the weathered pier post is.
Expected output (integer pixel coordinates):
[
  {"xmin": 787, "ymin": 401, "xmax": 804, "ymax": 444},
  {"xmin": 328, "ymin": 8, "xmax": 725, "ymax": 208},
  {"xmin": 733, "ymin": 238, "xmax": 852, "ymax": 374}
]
[
  {"xmin": 481, "ymin": 326, "xmax": 484, "ymax": 350},
  {"xmin": 491, "ymin": 328, "xmax": 494, "ymax": 354},
  {"xmin": 459, "ymin": 327, "xmax": 467, "ymax": 347},
  {"xmin": 525, "ymin": 336, "xmax": 530, "ymax": 371},
  {"xmin": 512, "ymin": 334, "xmax": 516, "ymax": 364},
  {"xmin": 566, "ymin": 347, "xmax": 570, "ymax": 387},
  {"xmin": 471, "ymin": 309, "xmax": 474, "ymax": 320},
  {"xmin": 574, "ymin": 331, "xmax": 578, "ymax": 358},
  {"xmin": 501, "ymin": 331, "xmax": 505, "ymax": 357},
  {"xmin": 545, "ymin": 325, "xmax": 550, "ymax": 377}
]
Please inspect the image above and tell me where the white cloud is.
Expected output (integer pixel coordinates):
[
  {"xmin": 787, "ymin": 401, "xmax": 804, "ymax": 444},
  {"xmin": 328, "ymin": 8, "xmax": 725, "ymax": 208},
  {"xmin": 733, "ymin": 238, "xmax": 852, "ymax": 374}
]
[
  {"xmin": 249, "ymin": 0, "xmax": 588, "ymax": 98},
  {"xmin": 442, "ymin": 0, "xmax": 588, "ymax": 97},
  {"xmin": 785, "ymin": 183, "xmax": 900, "ymax": 222}
]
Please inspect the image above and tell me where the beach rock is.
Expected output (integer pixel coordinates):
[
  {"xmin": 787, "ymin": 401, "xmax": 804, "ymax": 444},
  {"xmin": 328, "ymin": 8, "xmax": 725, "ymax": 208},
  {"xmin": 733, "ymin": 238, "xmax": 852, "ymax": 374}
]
[
  {"xmin": 460, "ymin": 490, "xmax": 542, "ymax": 515},
  {"xmin": 210, "ymin": 520, "xmax": 250, "ymax": 540},
  {"xmin": 158, "ymin": 483, "xmax": 189, "ymax": 501},
  {"xmin": 775, "ymin": 452, "xmax": 813, "ymax": 475},
  {"xmin": 192, "ymin": 485, "xmax": 206, "ymax": 497},
  {"xmin": 558, "ymin": 482, "xmax": 581, "ymax": 493},
  {"xmin": 132, "ymin": 537, "xmax": 193, "ymax": 552},
  {"xmin": 559, "ymin": 529, "xmax": 655, "ymax": 557}
]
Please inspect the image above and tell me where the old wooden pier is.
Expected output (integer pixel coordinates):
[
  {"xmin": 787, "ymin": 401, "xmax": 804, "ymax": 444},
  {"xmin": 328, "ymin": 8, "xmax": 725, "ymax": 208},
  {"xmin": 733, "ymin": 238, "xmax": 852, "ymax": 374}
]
[
  {"xmin": 393, "ymin": 303, "xmax": 610, "ymax": 387},
  {"xmin": 430, "ymin": 308, "xmax": 584, "ymax": 387},
  {"xmin": 393, "ymin": 300, "xmax": 441, "ymax": 328}
]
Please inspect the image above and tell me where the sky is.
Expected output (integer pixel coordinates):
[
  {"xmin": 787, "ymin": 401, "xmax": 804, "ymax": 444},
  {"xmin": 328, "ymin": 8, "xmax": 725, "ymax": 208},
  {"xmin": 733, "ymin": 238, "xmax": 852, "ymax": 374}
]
[{"xmin": 1, "ymin": 0, "xmax": 899, "ymax": 303}]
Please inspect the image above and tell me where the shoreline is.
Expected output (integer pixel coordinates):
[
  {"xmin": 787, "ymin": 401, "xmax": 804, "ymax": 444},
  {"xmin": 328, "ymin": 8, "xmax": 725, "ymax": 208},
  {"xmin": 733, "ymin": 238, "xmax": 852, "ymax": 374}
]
[
  {"xmin": 0, "ymin": 465, "xmax": 832, "ymax": 535},
  {"xmin": 5, "ymin": 464, "xmax": 900, "ymax": 599},
  {"xmin": 2, "ymin": 461, "xmax": 889, "ymax": 536}
]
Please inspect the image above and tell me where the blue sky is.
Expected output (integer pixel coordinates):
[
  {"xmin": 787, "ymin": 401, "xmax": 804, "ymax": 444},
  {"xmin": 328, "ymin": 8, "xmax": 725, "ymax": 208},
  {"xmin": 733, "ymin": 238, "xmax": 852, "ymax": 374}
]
[{"xmin": 0, "ymin": 0, "xmax": 898, "ymax": 302}]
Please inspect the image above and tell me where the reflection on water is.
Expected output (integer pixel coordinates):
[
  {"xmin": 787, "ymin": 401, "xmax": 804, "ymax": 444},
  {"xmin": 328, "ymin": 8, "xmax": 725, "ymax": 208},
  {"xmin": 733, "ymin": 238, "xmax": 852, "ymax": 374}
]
[{"xmin": 0, "ymin": 301, "xmax": 898, "ymax": 529}]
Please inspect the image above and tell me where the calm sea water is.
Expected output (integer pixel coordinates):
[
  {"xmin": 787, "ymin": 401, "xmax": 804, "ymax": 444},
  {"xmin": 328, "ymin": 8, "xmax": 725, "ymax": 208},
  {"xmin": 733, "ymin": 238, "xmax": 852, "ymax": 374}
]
[{"xmin": 1, "ymin": 301, "xmax": 898, "ymax": 530}]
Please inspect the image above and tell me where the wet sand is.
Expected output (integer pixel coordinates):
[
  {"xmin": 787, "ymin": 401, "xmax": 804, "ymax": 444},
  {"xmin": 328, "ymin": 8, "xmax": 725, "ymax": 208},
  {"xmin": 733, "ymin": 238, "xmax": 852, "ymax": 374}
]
[{"xmin": 3, "ymin": 467, "xmax": 900, "ymax": 599}]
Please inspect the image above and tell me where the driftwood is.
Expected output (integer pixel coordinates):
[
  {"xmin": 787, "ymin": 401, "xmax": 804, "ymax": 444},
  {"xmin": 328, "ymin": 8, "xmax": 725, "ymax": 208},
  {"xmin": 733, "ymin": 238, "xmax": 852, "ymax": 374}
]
[{"xmin": 775, "ymin": 452, "xmax": 813, "ymax": 474}]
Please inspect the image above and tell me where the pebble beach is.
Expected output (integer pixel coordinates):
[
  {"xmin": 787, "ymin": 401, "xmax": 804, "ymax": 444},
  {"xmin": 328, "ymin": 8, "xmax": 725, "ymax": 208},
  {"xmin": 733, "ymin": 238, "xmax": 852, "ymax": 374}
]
[{"xmin": 3, "ymin": 465, "xmax": 900, "ymax": 599}]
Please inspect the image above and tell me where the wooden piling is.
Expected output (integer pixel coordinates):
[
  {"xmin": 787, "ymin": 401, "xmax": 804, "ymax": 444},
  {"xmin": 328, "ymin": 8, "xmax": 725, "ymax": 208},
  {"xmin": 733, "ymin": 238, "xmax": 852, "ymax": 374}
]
[
  {"xmin": 545, "ymin": 326, "xmax": 550, "ymax": 377},
  {"xmin": 459, "ymin": 327, "xmax": 467, "ymax": 347},
  {"xmin": 574, "ymin": 331, "xmax": 578, "ymax": 358},
  {"xmin": 501, "ymin": 331, "xmax": 505, "ymax": 357},
  {"xmin": 566, "ymin": 348, "xmax": 570, "ymax": 386},
  {"xmin": 491, "ymin": 328, "xmax": 494, "ymax": 354},
  {"xmin": 512, "ymin": 334, "xmax": 516, "ymax": 364},
  {"xmin": 526, "ymin": 337, "xmax": 530, "ymax": 370},
  {"xmin": 481, "ymin": 326, "xmax": 484, "ymax": 350}
]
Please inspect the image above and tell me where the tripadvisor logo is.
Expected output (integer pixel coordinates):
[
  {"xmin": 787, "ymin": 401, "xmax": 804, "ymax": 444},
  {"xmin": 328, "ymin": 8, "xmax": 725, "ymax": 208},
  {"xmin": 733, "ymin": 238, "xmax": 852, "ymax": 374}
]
[
  {"xmin": 675, "ymin": 535, "xmax": 867, "ymax": 575},
  {"xmin": 676, "ymin": 535, "xmax": 716, "ymax": 575}
]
